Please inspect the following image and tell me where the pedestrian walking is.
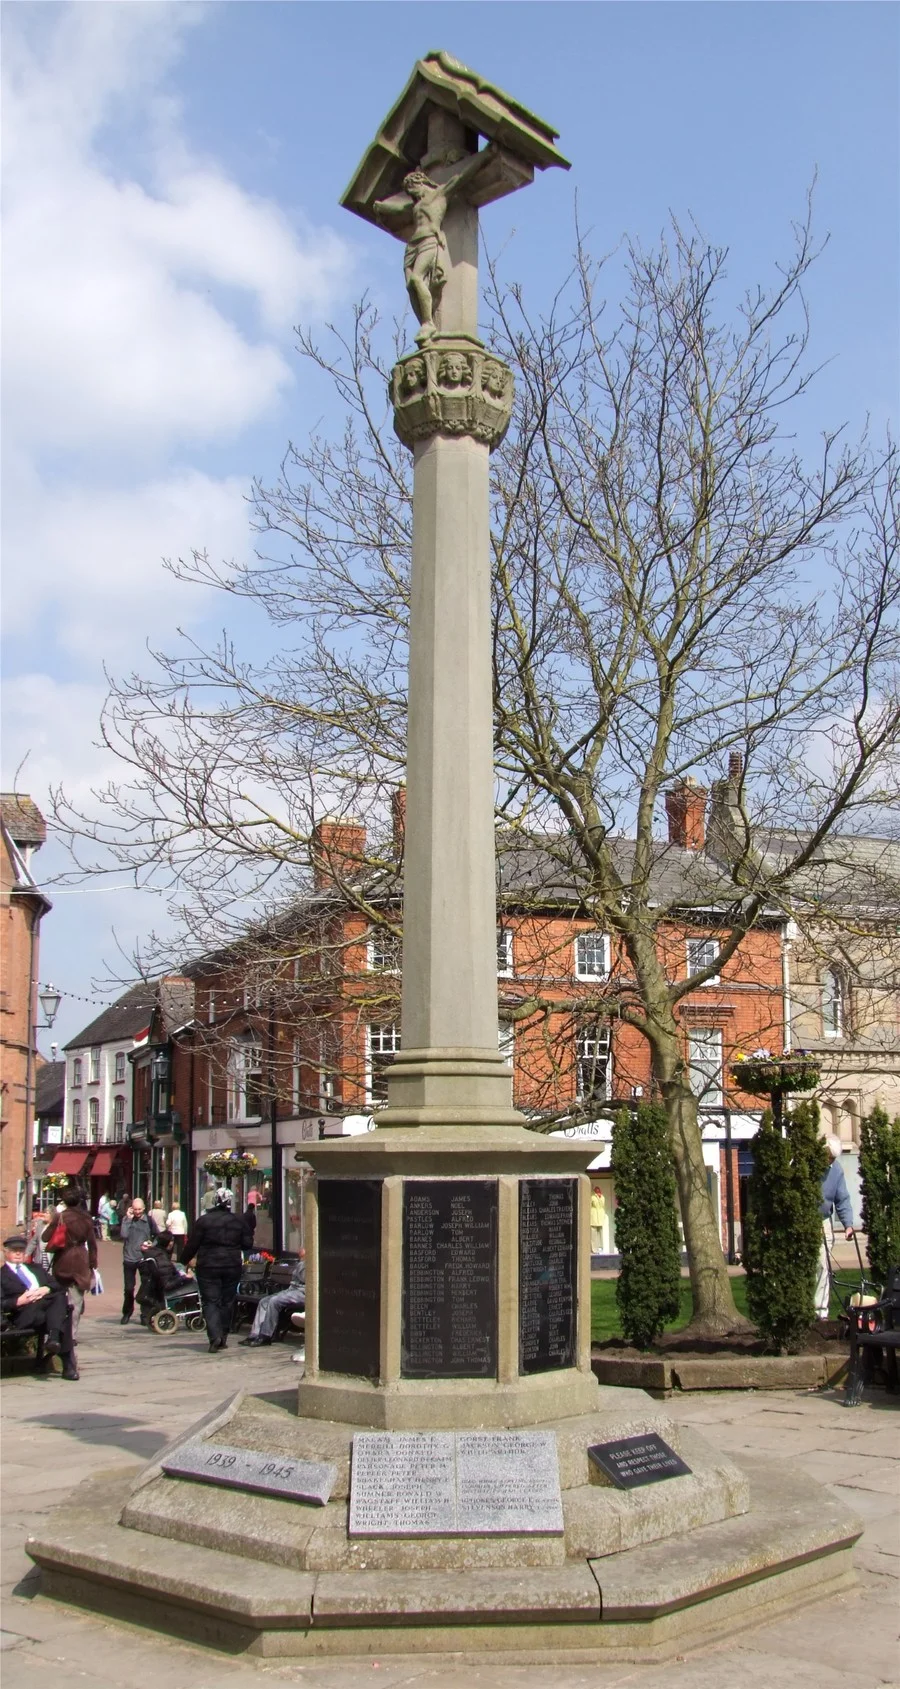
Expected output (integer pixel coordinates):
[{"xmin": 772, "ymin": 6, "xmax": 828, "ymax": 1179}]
[
  {"xmin": 181, "ymin": 1189, "xmax": 253, "ymax": 1353},
  {"xmin": 96, "ymin": 1192, "xmax": 115, "ymax": 1240},
  {"xmin": 119, "ymin": 1198, "xmax": 160, "ymax": 1323},
  {"xmin": 43, "ymin": 1186, "xmax": 98, "ymax": 1343},
  {"xmin": 815, "ymin": 1134, "xmax": 855, "ymax": 1320},
  {"xmin": 150, "ymin": 1199, "xmax": 168, "ymax": 1235},
  {"xmin": 25, "ymin": 1208, "xmax": 53, "ymax": 1272},
  {"xmin": 165, "ymin": 1203, "xmax": 189, "ymax": 1261}
]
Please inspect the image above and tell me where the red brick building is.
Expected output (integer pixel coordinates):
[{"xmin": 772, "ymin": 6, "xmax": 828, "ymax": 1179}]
[
  {"xmin": 0, "ymin": 795, "xmax": 51, "ymax": 1235},
  {"xmin": 172, "ymin": 792, "xmax": 783, "ymax": 1259}
]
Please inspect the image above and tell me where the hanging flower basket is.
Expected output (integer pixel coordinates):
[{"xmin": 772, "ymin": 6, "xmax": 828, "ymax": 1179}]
[
  {"xmin": 730, "ymin": 1050, "xmax": 820, "ymax": 1097},
  {"xmin": 43, "ymin": 1171, "xmax": 74, "ymax": 1194},
  {"xmin": 203, "ymin": 1150, "xmax": 258, "ymax": 1180}
]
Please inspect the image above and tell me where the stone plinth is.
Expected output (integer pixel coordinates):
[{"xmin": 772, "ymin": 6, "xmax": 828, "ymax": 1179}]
[{"xmin": 296, "ymin": 1127, "xmax": 598, "ymax": 1429}]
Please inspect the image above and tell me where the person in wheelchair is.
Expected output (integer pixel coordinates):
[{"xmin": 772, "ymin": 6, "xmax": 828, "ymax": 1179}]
[{"xmin": 136, "ymin": 1233, "xmax": 194, "ymax": 1326}]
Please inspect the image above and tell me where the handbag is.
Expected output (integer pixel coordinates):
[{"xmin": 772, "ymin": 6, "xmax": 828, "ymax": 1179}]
[{"xmin": 45, "ymin": 1219, "xmax": 67, "ymax": 1251}]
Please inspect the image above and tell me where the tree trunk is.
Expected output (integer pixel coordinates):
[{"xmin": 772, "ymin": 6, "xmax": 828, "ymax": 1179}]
[{"xmin": 652, "ymin": 1028, "xmax": 751, "ymax": 1336}]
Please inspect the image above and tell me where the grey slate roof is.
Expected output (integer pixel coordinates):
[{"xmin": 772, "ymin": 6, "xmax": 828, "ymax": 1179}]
[
  {"xmin": 64, "ymin": 977, "xmax": 196, "ymax": 1052},
  {"xmin": 64, "ymin": 982, "xmax": 161, "ymax": 1052},
  {"xmin": 0, "ymin": 794, "xmax": 47, "ymax": 847},
  {"xmin": 35, "ymin": 1061, "xmax": 65, "ymax": 1119}
]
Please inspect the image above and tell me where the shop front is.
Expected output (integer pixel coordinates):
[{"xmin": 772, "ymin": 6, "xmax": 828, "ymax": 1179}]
[{"xmin": 192, "ymin": 1124, "xmax": 276, "ymax": 1253}]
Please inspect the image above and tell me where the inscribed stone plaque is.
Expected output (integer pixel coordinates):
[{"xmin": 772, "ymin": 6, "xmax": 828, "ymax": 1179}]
[
  {"xmin": 588, "ymin": 1433, "xmax": 692, "ymax": 1489},
  {"xmin": 349, "ymin": 1431, "xmax": 563, "ymax": 1536},
  {"xmin": 402, "ymin": 1179, "xmax": 497, "ymax": 1377},
  {"xmin": 162, "ymin": 1438, "xmax": 337, "ymax": 1504},
  {"xmin": 318, "ymin": 1179, "xmax": 382, "ymax": 1379},
  {"xmin": 519, "ymin": 1178, "xmax": 577, "ymax": 1373}
]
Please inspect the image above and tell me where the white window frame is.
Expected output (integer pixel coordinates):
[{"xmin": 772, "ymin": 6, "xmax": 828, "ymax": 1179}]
[
  {"xmin": 822, "ymin": 968, "xmax": 843, "ymax": 1038},
  {"xmin": 498, "ymin": 1019, "xmax": 514, "ymax": 1068},
  {"xmin": 227, "ymin": 1037, "xmax": 264, "ymax": 1122},
  {"xmin": 292, "ymin": 1035, "xmax": 302, "ymax": 1116},
  {"xmin": 72, "ymin": 1057, "xmax": 82, "ymax": 1087},
  {"xmin": 576, "ymin": 1025, "xmax": 611, "ymax": 1103},
  {"xmin": 686, "ymin": 937, "xmax": 720, "ymax": 985},
  {"xmin": 318, "ymin": 1028, "xmax": 337, "ymax": 1113},
  {"xmin": 88, "ymin": 1048, "xmax": 100, "ymax": 1084},
  {"xmin": 71, "ymin": 1098, "xmax": 82, "ymax": 1139},
  {"xmin": 687, "ymin": 1028, "xmax": 724, "ymax": 1106},
  {"xmin": 497, "ymin": 927, "xmax": 514, "ymax": 978},
  {"xmin": 367, "ymin": 1023, "xmax": 401, "ymax": 1105},
  {"xmin": 368, "ymin": 931, "xmax": 402, "ymax": 973},
  {"xmin": 207, "ymin": 988, "xmax": 216, "ymax": 1025},
  {"xmin": 575, "ymin": 931, "xmax": 609, "ymax": 981},
  {"xmin": 114, "ymin": 1051, "xmax": 126, "ymax": 1083},
  {"xmin": 113, "ymin": 1096, "xmax": 126, "ymax": 1142},
  {"xmin": 88, "ymin": 1096, "xmax": 100, "ymax": 1142}
]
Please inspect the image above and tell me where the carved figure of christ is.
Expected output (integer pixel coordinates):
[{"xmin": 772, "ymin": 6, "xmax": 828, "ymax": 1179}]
[{"xmin": 374, "ymin": 146, "xmax": 495, "ymax": 343}]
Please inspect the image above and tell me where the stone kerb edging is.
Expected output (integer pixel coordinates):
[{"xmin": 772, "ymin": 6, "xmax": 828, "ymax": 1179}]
[
  {"xmin": 592, "ymin": 1350, "xmax": 849, "ymax": 1396},
  {"xmin": 390, "ymin": 341, "xmax": 514, "ymax": 450}
]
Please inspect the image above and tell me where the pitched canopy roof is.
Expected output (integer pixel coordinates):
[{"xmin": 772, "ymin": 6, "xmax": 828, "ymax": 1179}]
[{"xmin": 341, "ymin": 49, "xmax": 570, "ymax": 230}]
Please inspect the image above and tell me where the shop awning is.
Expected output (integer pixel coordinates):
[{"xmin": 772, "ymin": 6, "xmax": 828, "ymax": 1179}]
[
  {"xmin": 47, "ymin": 1149, "xmax": 90, "ymax": 1175},
  {"xmin": 90, "ymin": 1150, "xmax": 118, "ymax": 1177}
]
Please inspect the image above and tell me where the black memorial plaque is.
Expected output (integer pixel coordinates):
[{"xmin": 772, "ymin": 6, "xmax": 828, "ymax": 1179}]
[
  {"xmin": 519, "ymin": 1178, "xmax": 577, "ymax": 1374},
  {"xmin": 402, "ymin": 1180, "xmax": 498, "ymax": 1378},
  {"xmin": 587, "ymin": 1433, "xmax": 692, "ymax": 1489},
  {"xmin": 318, "ymin": 1179, "xmax": 382, "ymax": 1379}
]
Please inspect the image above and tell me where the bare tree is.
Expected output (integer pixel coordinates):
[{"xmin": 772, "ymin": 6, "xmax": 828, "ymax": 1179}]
[{"xmin": 54, "ymin": 212, "xmax": 899, "ymax": 1333}]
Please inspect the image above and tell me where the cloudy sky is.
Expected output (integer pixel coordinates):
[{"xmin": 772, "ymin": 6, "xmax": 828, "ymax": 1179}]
[{"xmin": 2, "ymin": 1, "xmax": 897, "ymax": 1049}]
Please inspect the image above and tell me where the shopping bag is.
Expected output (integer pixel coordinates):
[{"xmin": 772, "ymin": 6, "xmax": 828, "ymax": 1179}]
[{"xmin": 90, "ymin": 1269, "xmax": 104, "ymax": 1296}]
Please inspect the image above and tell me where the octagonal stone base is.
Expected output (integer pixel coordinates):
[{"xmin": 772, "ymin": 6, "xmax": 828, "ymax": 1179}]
[{"xmin": 26, "ymin": 1385, "xmax": 861, "ymax": 1662}]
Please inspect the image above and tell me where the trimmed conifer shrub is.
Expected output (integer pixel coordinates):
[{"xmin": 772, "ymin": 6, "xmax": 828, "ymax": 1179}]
[
  {"xmin": 858, "ymin": 1105, "xmax": 900, "ymax": 1286},
  {"xmin": 611, "ymin": 1102, "xmax": 682, "ymax": 1349},
  {"xmin": 742, "ymin": 1100, "xmax": 829, "ymax": 1352}
]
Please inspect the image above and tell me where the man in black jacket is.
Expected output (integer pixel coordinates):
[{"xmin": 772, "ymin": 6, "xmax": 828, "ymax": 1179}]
[
  {"xmin": 181, "ymin": 1190, "xmax": 253, "ymax": 1352},
  {"xmin": 1, "ymin": 1236, "xmax": 79, "ymax": 1379}
]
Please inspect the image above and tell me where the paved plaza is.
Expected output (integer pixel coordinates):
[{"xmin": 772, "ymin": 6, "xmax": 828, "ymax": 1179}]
[{"xmin": 1, "ymin": 1244, "xmax": 897, "ymax": 1688}]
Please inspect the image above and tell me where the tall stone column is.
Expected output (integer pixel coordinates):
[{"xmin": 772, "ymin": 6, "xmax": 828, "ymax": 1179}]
[{"xmin": 379, "ymin": 339, "xmax": 519, "ymax": 1127}]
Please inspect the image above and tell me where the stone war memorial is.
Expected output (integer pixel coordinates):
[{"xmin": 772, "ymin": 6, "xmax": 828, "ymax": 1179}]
[{"xmin": 27, "ymin": 50, "xmax": 861, "ymax": 1662}]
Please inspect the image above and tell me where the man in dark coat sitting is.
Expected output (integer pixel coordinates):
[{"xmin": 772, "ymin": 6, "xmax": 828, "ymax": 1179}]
[{"xmin": 1, "ymin": 1235, "xmax": 79, "ymax": 1379}]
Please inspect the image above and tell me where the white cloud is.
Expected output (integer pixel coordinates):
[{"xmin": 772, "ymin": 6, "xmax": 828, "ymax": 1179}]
[
  {"xmin": 0, "ymin": 4, "xmax": 355, "ymax": 1004},
  {"xmin": 2, "ymin": 3, "xmax": 350, "ymax": 456},
  {"xmin": 3, "ymin": 460, "xmax": 251, "ymax": 660}
]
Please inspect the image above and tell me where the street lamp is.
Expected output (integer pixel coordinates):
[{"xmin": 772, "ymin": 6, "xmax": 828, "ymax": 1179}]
[{"xmin": 38, "ymin": 984, "xmax": 61, "ymax": 1027}]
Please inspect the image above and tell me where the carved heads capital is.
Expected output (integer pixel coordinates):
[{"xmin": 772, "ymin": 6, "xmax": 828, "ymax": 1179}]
[{"xmin": 389, "ymin": 342, "xmax": 514, "ymax": 451}]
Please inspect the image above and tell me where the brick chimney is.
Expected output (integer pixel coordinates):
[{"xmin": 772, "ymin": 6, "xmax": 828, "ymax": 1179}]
[
  {"xmin": 311, "ymin": 819, "xmax": 367, "ymax": 890},
  {"xmin": 391, "ymin": 783, "xmax": 406, "ymax": 859},
  {"xmin": 706, "ymin": 753, "xmax": 745, "ymax": 864},
  {"xmin": 664, "ymin": 777, "xmax": 707, "ymax": 850}
]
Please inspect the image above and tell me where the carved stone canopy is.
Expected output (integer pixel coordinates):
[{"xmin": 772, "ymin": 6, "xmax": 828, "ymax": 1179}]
[{"xmin": 342, "ymin": 49, "xmax": 570, "ymax": 232}]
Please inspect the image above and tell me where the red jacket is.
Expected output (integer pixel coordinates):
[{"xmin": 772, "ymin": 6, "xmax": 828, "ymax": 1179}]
[{"xmin": 44, "ymin": 1207, "xmax": 97, "ymax": 1291}]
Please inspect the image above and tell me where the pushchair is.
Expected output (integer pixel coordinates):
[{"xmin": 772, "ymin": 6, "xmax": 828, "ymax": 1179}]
[
  {"xmin": 137, "ymin": 1253, "xmax": 206, "ymax": 1335},
  {"xmin": 823, "ymin": 1228, "xmax": 880, "ymax": 1334}
]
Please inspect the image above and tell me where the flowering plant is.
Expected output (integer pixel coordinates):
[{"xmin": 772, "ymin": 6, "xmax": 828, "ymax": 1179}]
[
  {"xmin": 203, "ymin": 1150, "xmax": 258, "ymax": 1179},
  {"xmin": 43, "ymin": 1171, "xmax": 73, "ymax": 1193},
  {"xmin": 730, "ymin": 1049, "xmax": 820, "ymax": 1097}
]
